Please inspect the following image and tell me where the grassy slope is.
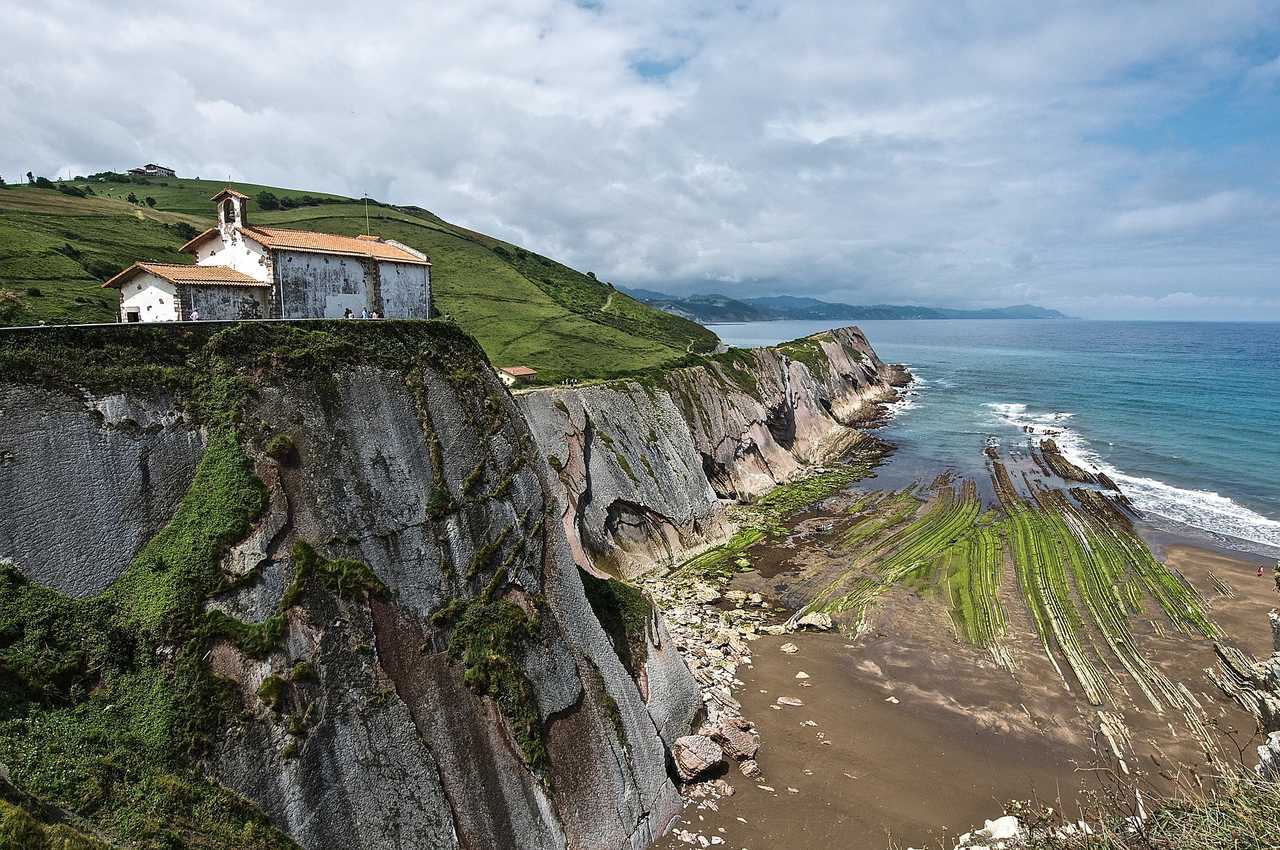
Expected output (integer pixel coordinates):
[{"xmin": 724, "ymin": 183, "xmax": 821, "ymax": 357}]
[{"xmin": 0, "ymin": 178, "xmax": 716, "ymax": 380}]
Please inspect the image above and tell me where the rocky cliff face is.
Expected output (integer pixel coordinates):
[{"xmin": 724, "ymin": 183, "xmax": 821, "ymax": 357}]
[
  {"xmin": 520, "ymin": 326, "xmax": 904, "ymax": 579},
  {"xmin": 0, "ymin": 322, "xmax": 700, "ymax": 850},
  {"xmin": 1212, "ymin": 611, "xmax": 1280, "ymax": 780}
]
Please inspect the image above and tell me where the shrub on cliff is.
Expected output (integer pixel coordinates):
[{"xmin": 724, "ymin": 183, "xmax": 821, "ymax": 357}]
[
  {"xmin": 263, "ymin": 432, "xmax": 296, "ymax": 465},
  {"xmin": 580, "ymin": 570, "xmax": 652, "ymax": 679}
]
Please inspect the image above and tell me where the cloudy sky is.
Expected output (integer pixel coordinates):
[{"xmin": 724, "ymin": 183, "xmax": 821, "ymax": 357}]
[{"xmin": 4, "ymin": 1, "xmax": 1279, "ymax": 319}]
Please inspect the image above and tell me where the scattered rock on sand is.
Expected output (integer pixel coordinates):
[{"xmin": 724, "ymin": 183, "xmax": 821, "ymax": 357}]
[
  {"xmin": 776, "ymin": 696, "xmax": 804, "ymax": 707},
  {"xmin": 794, "ymin": 612, "xmax": 834, "ymax": 631},
  {"xmin": 780, "ymin": 642, "xmax": 799, "ymax": 654},
  {"xmin": 739, "ymin": 759, "xmax": 762, "ymax": 778},
  {"xmin": 712, "ymin": 715, "xmax": 760, "ymax": 761},
  {"xmin": 692, "ymin": 583, "xmax": 722, "ymax": 604},
  {"xmin": 795, "ymin": 671, "xmax": 810, "ymax": 679},
  {"xmin": 673, "ymin": 735, "xmax": 726, "ymax": 781}
]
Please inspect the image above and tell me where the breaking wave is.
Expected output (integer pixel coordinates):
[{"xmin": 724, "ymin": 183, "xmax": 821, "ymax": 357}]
[
  {"xmin": 985, "ymin": 402, "xmax": 1280, "ymax": 550},
  {"xmin": 883, "ymin": 368, "xmax": 921, "ymax": 419}
]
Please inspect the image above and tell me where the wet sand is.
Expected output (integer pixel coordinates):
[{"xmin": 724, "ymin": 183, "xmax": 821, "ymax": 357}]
[
  {"xmin": 659, "ymin": 631, "xmax": 1094, "ymax": 850},
  {"xmin": 1162, "ymin": 544, "xmax": 1279, "ymax": 659},
  {"xmin": 660, "ymin": 529, "xmax": 1276, "ymax": 850}
]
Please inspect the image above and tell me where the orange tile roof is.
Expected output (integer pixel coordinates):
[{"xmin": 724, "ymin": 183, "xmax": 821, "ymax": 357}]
[
  {"xmin": 240, "ymin": 226, "xmax": 430, "ymax": 264},
  {"xmin": 210, "ymin": 187, "xmax": 250, "ymax": 200},
  {"xmin": 179, "ymin": 225, "xmax": 430, "ymax": 265},
  {"xmin": 498, "ymin": 366, "xmax": 538, "ymax": 377},
  {"xmin": 102, "ymin": 262, "xmax": 266, "ymax": 289}
]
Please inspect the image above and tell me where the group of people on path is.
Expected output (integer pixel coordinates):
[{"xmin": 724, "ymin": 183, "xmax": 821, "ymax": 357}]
[{"xmin": 187, "ymin": 307, "xmax": 384, "ymax": 321}]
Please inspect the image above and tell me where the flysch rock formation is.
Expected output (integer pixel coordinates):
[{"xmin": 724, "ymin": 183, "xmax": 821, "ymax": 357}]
[
  {"xmin": 1211, "ymin": 610, "xmax": 1280, "ymax": 779},
  {"xmin": 0, "ymin": 322, "xmax": 701, "ymax": 850},
  {"xmin": 520, "ymin": 326, "xmax": 905, "ymax": 579},
  {"xmin": 0, "ymin": 322, "xmax": 904, "ymax": 850}
]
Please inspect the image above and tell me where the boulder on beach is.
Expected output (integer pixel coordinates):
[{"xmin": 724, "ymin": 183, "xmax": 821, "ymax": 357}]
[
  {"xmin": 780, "ymin": 642, "xmax": 799, "ymax": 653},
  {"xmin": 673, "ymin": 735, "xmax": 725, "ymax": 781},
  {"xmin": 794, "ymin": 612, "xmax": 834, "ymax": 631},
  {"xmin": 712, "ymin": 716, "xmax": 760, "ymax": 761},
  {"xmin": 955, "ymin": 815, "xmax": 1024, "ymax": 849}
]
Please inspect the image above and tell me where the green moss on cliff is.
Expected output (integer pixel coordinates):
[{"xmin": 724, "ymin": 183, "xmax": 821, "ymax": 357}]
[
  {"xmin": 579, "ymin": 571, "xmax": 653, "ymax": 679},
  {"xmin": 287, "ymin": 540, "xmax": 386, "ymax": 602},
  {"xmin": 441, "ymin": 598, "xmax": 548, "ymax": 773},
  {"xmin": 775, "ymin": 335, "xmax": 832, "ymax": 381},
  {"xmin": 263, "ymin": 433, "xmax": 296, "ymax": 465},
  {"xmin": 0, "ymin": 322, "xmax": 489, "ymax": 849},
  {"xmin": 0, "ymin": 344, "xmax": 292, "ymax": 848}
]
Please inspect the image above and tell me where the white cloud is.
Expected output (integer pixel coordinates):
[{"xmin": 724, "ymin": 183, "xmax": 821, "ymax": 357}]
[
  {"xmin": 1245, "ymin": 53, "xmax": 1280, "ymax": 87},
  {"xmin": 1, "ymin": 0, "xmax": 1278, "ymax": 319},
  {"xmin": 1106, "ymin": 191, "xmax": 1263, "ymax": 236}
]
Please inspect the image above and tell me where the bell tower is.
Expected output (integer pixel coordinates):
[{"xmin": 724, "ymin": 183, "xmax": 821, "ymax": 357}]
[{"xmin": 211, "ymin": 188, "xmax": 250, "ymax": 237}]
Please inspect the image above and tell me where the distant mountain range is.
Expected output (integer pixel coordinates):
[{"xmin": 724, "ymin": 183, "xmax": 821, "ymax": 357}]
[{"xmin": 617, "ymin": 289, "xmax": 1072, "ymax": 323}]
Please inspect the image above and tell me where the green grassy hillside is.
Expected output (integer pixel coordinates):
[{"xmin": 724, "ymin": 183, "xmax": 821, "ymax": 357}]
[{"xmin": 0, "ymin": 177, "xmax": 717, "ymax": 380}]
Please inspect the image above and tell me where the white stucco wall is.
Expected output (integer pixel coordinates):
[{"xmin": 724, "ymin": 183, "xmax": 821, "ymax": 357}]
[
  {"xmin": 118, "ymin": 273, "xmax": 179, "ymax": 322},
  {"xmin": 376, "ymin": 260, "xmax": 431, "ymax": 319},
  {"xmin": 194, "ymin": 231, "xmax": 272, "ymax": 282}
]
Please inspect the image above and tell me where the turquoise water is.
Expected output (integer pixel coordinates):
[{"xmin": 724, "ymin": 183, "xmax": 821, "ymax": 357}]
[{"xmin": 710, "ymin": 319, "xmax": 1280, "ymax": 554}]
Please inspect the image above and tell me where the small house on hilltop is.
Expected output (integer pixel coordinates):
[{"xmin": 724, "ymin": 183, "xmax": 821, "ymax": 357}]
[
  {"xmin": 105, "ymin": 188, "xmax": 432, "ymax": 322},
  {"xmin": 127, "ymin": 163, "xmax": 176, "ymax": 177},
  {"xmin": 496, "ymin": 366, "xmax": 538, "ymax": 387}
]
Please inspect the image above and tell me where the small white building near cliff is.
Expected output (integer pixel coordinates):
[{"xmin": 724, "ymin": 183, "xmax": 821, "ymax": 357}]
[
  {"xmin": 496, "ymin": 366, "xmax": 538, "ymax": 387},
  {"xmin": 104, "ymin": 188, "xmax": 432, "ymax": 322}
]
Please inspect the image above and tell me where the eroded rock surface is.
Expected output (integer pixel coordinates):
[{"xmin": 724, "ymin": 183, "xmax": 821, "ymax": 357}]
[
  {"xmin": 0, "ymin": 325, "xmax": 702, "ymax": 850},
  {"xmin": 520, "ymin": 327, "xmax": 902, "ymax": 578},
  {"xmin": 0, "ymin": 385, "xmax": 204, "ymax": 596}
]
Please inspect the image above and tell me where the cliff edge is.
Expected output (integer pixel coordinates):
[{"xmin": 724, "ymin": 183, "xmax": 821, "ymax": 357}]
[
  {"xmin": 520, "ymin": 326, "xmax": 905, "ymax": 579},
  {"xmin": 0, "ymin": 322, "xmax": 700, "ymax": 850}
]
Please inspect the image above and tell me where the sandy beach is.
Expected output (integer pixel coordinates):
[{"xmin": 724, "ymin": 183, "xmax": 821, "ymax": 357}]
[{"xmin": 660, "ymin": 517, "xmax": 1278, "ymax": 850}]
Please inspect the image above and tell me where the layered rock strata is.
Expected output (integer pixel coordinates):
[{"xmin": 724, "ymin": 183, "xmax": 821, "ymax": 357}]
[
  {"xmin": 519, "ymin": 326, "xmax": 903, "ymax": 579},
  {"xmin": 0, "ymin": 322, "xmax": 702, "ymax": 850},
  {"xmin": 1211, "ymin": 610, "xmax": 1280, "ymax": 778}
]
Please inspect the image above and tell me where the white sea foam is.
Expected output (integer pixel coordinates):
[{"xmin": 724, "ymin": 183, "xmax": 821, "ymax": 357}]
[
  {"xmin": 883, "ymin": 369, "xmax": 922, "ymax": 419},
  {"xmin": 985, "ymin": 401, "xmax": 1280, "ymax": 550}
]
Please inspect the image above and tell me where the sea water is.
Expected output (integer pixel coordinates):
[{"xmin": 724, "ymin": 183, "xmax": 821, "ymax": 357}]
[{"xmin": 709, "ymin": 319, "xmax": 1280, "ymax": 554}]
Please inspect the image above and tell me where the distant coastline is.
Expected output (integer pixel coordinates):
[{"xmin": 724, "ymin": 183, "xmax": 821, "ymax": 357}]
[
  {"xmin": 704, "ymin": 316, "xmax": 1073, "ymax": 325},
  {"xmin": 621, "ymin": 288, "xmax": 1072, "ymax": 324}
]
